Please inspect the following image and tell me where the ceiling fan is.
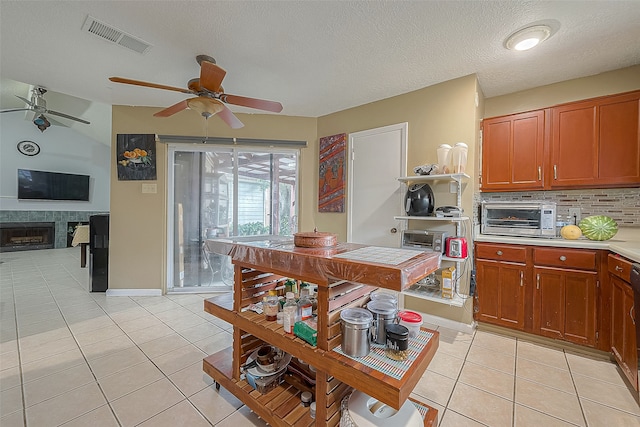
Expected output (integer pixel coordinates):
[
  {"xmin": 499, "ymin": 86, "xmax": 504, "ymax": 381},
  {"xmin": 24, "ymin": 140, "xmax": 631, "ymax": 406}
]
[
  {"xmin": 109, "ymin": 55, "xmax": 283, "ymax": 129},
  {"xmin": 0, "ymin": 86, "xmax": 90, "ymax": 131}
]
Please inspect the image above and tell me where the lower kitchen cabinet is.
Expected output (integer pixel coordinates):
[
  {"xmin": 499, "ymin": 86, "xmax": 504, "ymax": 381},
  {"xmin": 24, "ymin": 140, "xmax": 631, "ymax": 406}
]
[
  {"xmin": 533, "ymin": 267, "xmax": 597, "ymax": 347},
  {"xmin": 609, "ymin": 255, "xmax": 638, "ymax": 390},
  {"xmin": 475, "ymin": 242, "xmax": 604, "ymax": 349}
]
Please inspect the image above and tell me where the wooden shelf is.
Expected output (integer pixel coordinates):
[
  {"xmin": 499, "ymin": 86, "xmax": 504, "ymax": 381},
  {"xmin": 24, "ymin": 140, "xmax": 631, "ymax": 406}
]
[
  {"xmin": 403, "ymin": 287, "xmax": 467, "ymax": 307},
  {"xmin": 204, "ymin": 296, "xmax": 440, "ymax": 409}
]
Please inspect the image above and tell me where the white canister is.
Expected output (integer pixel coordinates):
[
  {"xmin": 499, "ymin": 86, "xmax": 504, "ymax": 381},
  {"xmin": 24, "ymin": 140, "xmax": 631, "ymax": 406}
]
[
  {"xmin": 436, "ymin": 144, "xmax": 452, "ymax": 174},
  {"xmin": 397, "ymin": 310, "xmax": 423, "ymax": 338},
  {"xmin": 451, "ymin": 142, "xmax": 468, "ymax": 173}
]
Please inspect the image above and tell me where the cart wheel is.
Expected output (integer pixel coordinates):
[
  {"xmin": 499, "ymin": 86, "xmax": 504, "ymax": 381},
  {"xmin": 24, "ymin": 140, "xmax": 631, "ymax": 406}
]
[{"xmin": 215, "ymin": 382, "xmax": 221, "ymax": 391}]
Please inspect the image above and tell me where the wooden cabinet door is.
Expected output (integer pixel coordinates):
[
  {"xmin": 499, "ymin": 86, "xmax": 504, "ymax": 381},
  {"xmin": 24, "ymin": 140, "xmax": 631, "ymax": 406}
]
[
  {"xmin": 610, "ymin": 275, "xmax": 626, "ymax": 366},
  {"xmin": 622, "ymin": 283, "xmax": 638, "ymax": 390},
  {"xmin": 611, "ymin": 275, "xmax": 639, "ymax": 389},
  {"xmin": 550, "ymin": 101, "xmax": 598, "ymax": 188},
  {"xmin": 534, "ymin": 267, "xmax": 597, "ymax": 347},
  {"xmin": 476, "ymin": 259, "xmax": 525, "ymax": 330},
  {"xmin": 598, "ymin": 92, "xmax": 640, "ymax": 185},
  {"xmin": 482, "ymin": 110, "xmax": 545, "ymax": 191}
]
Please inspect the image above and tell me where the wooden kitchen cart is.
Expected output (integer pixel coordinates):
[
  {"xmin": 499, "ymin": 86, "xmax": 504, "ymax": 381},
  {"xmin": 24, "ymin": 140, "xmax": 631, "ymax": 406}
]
[{"xmin": 203, "ymin": 237, "xmax": 441, "ymax": 426}]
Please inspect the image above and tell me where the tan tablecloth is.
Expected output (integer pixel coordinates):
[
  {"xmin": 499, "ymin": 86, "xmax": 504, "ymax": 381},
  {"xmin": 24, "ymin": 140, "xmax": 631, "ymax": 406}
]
[{"xmin": 71, "ymin": 225, "xmax": 89, "ymax": 246}]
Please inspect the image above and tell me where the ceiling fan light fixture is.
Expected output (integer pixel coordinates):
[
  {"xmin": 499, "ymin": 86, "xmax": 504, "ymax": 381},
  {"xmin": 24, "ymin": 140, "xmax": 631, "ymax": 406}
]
[
  {"xmin": 187, "ymin": 97, "xmax": 224, "ymax": 119},
  {"xmin": 34, "ymin": 114, "xmax": 51, "ymax": 132},
  {"xmin": 505, "ymin": 25, "xmax": 552, "ymax": 51}
]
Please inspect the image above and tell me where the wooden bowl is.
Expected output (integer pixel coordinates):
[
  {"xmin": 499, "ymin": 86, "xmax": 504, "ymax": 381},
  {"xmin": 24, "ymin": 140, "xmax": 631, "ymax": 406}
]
[{"xmin": 293, "ymin": 231, "xmax": 337, "ymax": 248}]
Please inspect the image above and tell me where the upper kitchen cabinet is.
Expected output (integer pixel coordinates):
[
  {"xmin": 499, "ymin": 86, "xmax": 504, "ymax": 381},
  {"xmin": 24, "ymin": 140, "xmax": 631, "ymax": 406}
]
[
  {"xmin": 481, "ymin": 90, "xmax": 640, "ymax": 192},
  {"xmin": 481, "ymin": 110, "xmax": 545, "ymax": 191},
  {"xmin": 550, "ymin": 90, "xmax": 640, "ymax": 189}
]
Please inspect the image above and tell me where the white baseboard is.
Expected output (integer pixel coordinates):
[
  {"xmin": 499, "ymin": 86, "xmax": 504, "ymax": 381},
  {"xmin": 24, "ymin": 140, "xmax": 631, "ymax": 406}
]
[
  {"xmin": 413, "ymin": 310, "xmax": 477, "ymax": 335},
  {"xmin": 105, "ymin": 289, "xmax": 162, "ymax": 297}
]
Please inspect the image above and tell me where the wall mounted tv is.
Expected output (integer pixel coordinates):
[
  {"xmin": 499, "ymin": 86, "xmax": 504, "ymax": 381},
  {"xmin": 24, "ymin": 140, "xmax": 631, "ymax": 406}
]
[{"xmin": 18, "ymin": 169, "xmax": 90, "ymax": 201}]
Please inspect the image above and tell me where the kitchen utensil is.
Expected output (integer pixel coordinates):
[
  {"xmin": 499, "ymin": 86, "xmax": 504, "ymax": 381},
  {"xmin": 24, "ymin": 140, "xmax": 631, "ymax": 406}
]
[{"xmin": 404, "ymin": 183, "xmax": 434, "ymax": 216}]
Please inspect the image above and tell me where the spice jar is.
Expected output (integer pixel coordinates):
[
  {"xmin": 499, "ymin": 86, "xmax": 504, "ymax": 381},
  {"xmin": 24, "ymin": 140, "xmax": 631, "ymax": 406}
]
[
  {"xmin": 301, "ymin": 391, "xmax": 312, "ymax": 407},
  {"xmin": 263, "ymin": 290, "xmax": 279, "ymax": 321},
  {"xmin": 385, "ymin": 324, "xmax": 409, "ymax": 361}
]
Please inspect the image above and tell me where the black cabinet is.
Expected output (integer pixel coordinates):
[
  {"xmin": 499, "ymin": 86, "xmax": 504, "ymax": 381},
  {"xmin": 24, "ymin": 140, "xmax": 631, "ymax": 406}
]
[{"xmin": 89, "ymin": 214, "xmax": 109, "ymax": 292}]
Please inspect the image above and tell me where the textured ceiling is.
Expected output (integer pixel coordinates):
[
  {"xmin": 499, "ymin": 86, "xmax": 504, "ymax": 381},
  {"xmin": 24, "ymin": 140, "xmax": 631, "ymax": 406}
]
[{"xmin": 1, "ymin": 1, "xmax": 640, "ymax": 133}]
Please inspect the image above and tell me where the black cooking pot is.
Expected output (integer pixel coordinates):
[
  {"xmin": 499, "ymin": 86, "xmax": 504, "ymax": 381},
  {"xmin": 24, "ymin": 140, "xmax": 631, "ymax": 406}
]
[{"xmin": 405, "ymin": 183, "xmax": 434, "ymax": 216}]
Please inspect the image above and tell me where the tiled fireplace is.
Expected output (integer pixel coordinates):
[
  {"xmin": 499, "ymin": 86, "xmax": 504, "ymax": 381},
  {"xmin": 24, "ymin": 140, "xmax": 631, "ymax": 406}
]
[{"xmin": 0, "ymin": 222, "xmax": 55, "ymax": 252}]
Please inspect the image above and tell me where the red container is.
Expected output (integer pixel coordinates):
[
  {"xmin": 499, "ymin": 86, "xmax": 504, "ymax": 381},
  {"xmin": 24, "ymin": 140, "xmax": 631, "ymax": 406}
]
[{"xmin": 445, "ymin": 237, "xmax": 468, "ymax": 258}]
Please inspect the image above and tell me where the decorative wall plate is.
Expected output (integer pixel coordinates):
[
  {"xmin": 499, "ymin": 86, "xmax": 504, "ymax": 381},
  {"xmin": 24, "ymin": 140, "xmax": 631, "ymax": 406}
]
[{"xmin": 17, "ymin": 140, "xmax": 40, "ymax": 156}]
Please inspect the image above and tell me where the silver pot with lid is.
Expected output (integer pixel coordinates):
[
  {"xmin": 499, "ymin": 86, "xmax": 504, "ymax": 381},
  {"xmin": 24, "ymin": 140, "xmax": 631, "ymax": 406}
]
[
  {"xmin": 367, "ymin": 300, "xmax": 397, "ymax": 345},
  {"xmin": 340, "ymin": 308, "xmax": 374, "ymax": 358}
]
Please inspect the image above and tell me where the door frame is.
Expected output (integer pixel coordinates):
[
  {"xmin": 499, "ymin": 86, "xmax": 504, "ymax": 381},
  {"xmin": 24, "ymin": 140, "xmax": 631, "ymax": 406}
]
[{"xmin": 346, "ymin": 122, "xmax": 408, "ymax": 244}]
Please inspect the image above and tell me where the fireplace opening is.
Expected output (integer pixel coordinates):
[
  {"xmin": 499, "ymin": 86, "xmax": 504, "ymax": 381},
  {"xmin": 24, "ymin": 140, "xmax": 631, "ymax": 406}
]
[{"xmin": 0, "ymin": 222, "xmax": 55, "ymax": 252}]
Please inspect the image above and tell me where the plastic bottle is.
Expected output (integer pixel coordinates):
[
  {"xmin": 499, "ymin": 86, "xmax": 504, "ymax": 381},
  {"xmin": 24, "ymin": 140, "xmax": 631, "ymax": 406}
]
[
  {"xmin": 436, "ymin": 144, "xmax": 452, "ymax": 174},
  {"xmin": 297, "ymin": 288, "xmax": 313, "ymax": 321},
  {"xmin": 282, "ymin": 292, "xmax": 297, "ymax": 334},
  {"xmin": 451, "ymin": 142, "xmax": 468, "ymax": 173}
]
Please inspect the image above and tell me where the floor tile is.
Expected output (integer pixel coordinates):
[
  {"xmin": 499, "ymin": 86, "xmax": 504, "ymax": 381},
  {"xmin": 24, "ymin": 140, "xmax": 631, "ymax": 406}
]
[
  {"xmin": 0, "ymin": 365, "xmax": 21, "ymax": 391},
  {"xmin": 457, "ymin": 360, "xmax": 514, "ymax": 400},
  {"xmin": 565, "ymin": 352, "xmax": 622, "ymax": 385},
  {"xmin": 137, "ymin": 400, "xmax": 211, "ymax": 427},
  {"xmin": 581, "ymin": 397, "xmax": 640, "ymax": 427},
  {"xmin": 448, "ymin": 382, "xmax": 513, "ymax": 427},
  {"xmin": 412, "ymin": 370, "xmax": 456, "ymax": 407},
  {"xmin": 80, "ymin": 334, "xmax": 136, "ymax": 361},
  {"xmin": 440, "ymin": 409, "xmax": 487, "ymax": 427},
  {"xmin": 573, "ymin": 373, "xmax": 640, "ymax": 416},
  {"xmin": 473, "ymin": 330, "xmax": 516, "ymax": 356},
  {"xmin": 178, "ymin": 322, "xmax": 224, "ymax": 343},
  {"xmin": 1, "ymin": 385, "xmax": 23, "ymax": 415},
  {"xmin": 427, "ymin": 350, "xmax": 465, "ymax": 379},
  {"xmin": 189, "ymin": 385, "xmax": 244, "ymax": 425},
  {"xmin": 138, "ymin": 332, "xmax": 191, "ymax": 359},
  {"xmin": 98, "ymin": 360, "xmax": 165, "ymax": 401},
  {"xmin": 168, "ymin": 360, "xmax": 215, "ymax": 397},
  {"xmin": 21, "ymin": 347, "xmax": 86, "ymax": 383},
  {"xmin": 152, "ymin": 343, "xmax": 206, "ymax": 376},
  {"xmin": 516, "ymin": 357, "xmax": 575, "ymax": 393},
  {"xmin": 515, "ymin": 377, "xmax": 585, "ymax": 426},
  {"xmin": 514, "ymin": 404, "xmax": 582, "ymax": 427},
  {"xmin": 116, "ymin": 314, "xmax": 164, "ymax": 334},
  {"xmin": 74, "ymin": 324, "xmax": 125, "ymax": 347},
  {"xmin": 59, "ymin": 404, "xmax": 119, "ymax": 427},
  {"xmin": 193, "ymin": 330, "xmax": 233, "ymax": 355},
  {"xmin": 466, "ymin": 343, "xmax": 516, "ymax": 375},
  {"xmin": 110, "ymin": 378, "xmax": 184, "ymax": 426},
  {"xmin": 0, "ymin": 409, "xmax": 25, "ymax": 427},
  {"xmin": 87, "ymin": 345, "xmax": 148, "ymax": 378},
  {"xmin": 25, "ymin": 382, "xmax": 106, "ymax": 427},
  {"xmin": 23, "ymin": 363, "xmax": 95, "ymax": 407},
  {"xmin": 0, "ymin": 349, "xmax": 19, "ymax": 370},
  {"xmin": 517, "ymin": 339, "xmax": 569, "ymax": 370},
  {"xmin": 126, "ymin": 323, "xmax": 175, "ymax": 344}
]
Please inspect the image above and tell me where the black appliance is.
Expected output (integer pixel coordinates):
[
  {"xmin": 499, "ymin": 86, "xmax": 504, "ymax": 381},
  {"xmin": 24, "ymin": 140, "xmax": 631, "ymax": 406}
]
[
  {"xmin": 404, "ymin": 183, "xmax": 434, "ymax": 216},
  {"xmin": 89, "ymin": 214, "xmax": 109, "ymax": 292},
  {"xmin": 17, "ymin": 169, "xmax": 90, "ymax": 201}
]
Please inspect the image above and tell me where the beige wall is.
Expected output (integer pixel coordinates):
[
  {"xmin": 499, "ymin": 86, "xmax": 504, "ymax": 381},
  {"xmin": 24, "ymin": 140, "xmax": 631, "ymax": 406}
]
[
  {"xmin": 317, "ymin": 74, "xmax": 482, "ymax": 324},
  {"xmin": 110, "ymin": 107, "xmax": 317, "ymax": 291},
  {"xmin": 484, "ymin": 64, "xmax": 640, "ymax": 118}
]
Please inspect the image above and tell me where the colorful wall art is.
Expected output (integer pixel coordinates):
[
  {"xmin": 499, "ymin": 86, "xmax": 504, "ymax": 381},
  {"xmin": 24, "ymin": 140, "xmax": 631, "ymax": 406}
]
[
  {"xmin": 318, "ymin": 133, "xmax": 346, "ymax": 212},
  {"xmin": 116, "ymin": 134, "xmax": 157, "ymax": 181}
]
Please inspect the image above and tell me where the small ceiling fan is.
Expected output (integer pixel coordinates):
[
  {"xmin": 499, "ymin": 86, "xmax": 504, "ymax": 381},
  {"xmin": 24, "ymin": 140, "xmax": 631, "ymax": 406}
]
[
  {"xmin": 109, "ymin": 55, "xmax": 283, "ymax": 129},
  {"xmin": 0, "ymin": 86, "xmax": 90, "ymax": 131}
]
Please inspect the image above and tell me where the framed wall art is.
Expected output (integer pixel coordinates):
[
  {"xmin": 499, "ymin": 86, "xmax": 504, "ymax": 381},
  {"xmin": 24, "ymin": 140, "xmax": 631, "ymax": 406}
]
[
  {"xmin": 318, "ymin": 133, "xmax": 346, "ymax": 213},
  {"xmin": 116, "ymin": 134, "xmax": 157, "ymax": 181}
]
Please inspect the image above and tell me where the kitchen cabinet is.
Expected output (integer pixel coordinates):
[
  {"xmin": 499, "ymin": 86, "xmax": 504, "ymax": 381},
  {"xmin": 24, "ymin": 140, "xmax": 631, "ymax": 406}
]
[
  {"xmin": 533, "ymin": 247, "xmax": 598, "ymax": 347},
  {"xmin": 475, "ymin": 243, "xmax": 526, "ymax": 330},
  {"xmin": 395, "ymin": 173, "xmax": 470, "ymax": 307},
  {"xmin": 481, "ymin": 110, "xmax": 545, "ymax": 191},
  {"xmin": 202, "ymin": 237, "xmax": 440, "ymax": 427},
  {"xmin": 481, "ymin": 89, "xmax": 640, "ymax": 192},
  {"xmin": 609, "ymin": 254, "xmax": 638, "ymax": 391}
]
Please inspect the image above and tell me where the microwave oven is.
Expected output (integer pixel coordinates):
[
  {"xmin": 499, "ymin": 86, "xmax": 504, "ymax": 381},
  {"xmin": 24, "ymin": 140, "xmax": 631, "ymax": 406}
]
[
  {"xmin": 401, "ymin": 229, "xmax": 447, "ymax": 253},
  {"xmin": 481, "ymin": 201, "xmax": 556, "ymax": 238}
]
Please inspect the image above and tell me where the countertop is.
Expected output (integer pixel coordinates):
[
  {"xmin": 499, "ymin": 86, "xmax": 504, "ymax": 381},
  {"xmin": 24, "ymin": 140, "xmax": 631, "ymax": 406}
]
[{"xmin": 475, "ymin": 227, "xmax": 640, "ymax": 263}]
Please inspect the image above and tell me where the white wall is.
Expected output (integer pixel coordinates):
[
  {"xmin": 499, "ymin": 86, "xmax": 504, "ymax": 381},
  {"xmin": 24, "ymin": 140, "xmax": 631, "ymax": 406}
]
[{"xmin": 0, "ymin": 114, "xmax": 110, "ymax": 211}]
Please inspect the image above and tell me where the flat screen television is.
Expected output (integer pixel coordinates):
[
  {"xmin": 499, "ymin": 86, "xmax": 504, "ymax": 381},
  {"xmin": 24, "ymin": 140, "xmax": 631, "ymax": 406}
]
[{"xmin": 18, "ymin": 169, "xmax": 90, "ymax": 201}]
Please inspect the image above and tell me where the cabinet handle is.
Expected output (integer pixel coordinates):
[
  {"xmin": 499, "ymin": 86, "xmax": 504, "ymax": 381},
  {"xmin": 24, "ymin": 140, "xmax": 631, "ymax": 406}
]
[
  {"xmin": 553, "ymin": 165, "xmax": 557, "ymax": 180},
  {"xmin": 536, "ymin": 274, "xmax": 540, "ymax": 290},
  {"xmin": 496, "ymin": 250, "xmax": 503, "ymax": 256},
  {"xmin": 615, "ymin": 266, "xmax": 623, "ymax": 272},
  {"xmin": 631, "ymin": 305, "xmax": 636, "ymax": 325},
  {"xmin": 520, "ymin": 271, "xmax": 524, "ymax": 287},
  {"xmin": 538, "ymin": 166, "xmax": 542, "ymax": 181},
  {"xmin": 559, "ymin": 255, "xmax": 567, "ymax": 261}
]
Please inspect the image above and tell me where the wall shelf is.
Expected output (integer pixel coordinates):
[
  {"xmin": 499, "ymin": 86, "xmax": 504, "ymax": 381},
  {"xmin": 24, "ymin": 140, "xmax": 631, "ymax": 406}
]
[
  {"xmin": 403, "ymin": 286, "xmax": 467, "ymax": 307},
  {"xmin": 394, "ymin": 216, "xmax": 470, "ymax": 222}
]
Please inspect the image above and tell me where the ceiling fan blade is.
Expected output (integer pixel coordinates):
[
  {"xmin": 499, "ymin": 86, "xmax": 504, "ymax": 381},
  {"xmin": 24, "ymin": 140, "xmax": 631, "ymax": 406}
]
[
  {"xmin": 199, "ymin": 61, "xmax": 226, "ymax": 92},
  {"xmin": 153, "ymin": 100, "xmax": 189, "ymax": 117},
  {"xmin": 109, "ymin": 77, "xmax": 194, "ymax": 95},
  {"xmin": 15, "ymin": 95, "xmax": 35, "ymax": 107},
  {"xmin": 0, "ymin": 108, "xmax": 32, "ymax": 114},
  {"xmin": 219, "ymin": 93, "xmax": 283, "ymax": 113},
  {"xmin": 217, "ymin": 103, "xmax": 244, "ymax": 129},
  {"xmin": 46, "ymin": 109, "xmax": 90, "ymax": 124}
]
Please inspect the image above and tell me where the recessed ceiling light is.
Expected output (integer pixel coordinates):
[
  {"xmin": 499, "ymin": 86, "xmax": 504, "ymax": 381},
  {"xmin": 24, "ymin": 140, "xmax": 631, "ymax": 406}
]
[{"xmin": 505, "ymin": 25, "xmax": 552, "ymax": 51}]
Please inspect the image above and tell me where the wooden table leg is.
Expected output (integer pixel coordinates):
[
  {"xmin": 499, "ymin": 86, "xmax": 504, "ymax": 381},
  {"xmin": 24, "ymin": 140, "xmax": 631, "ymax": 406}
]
[{"xmin": 80, "ymin": 243, "xmax": 88, "ymax": 268}]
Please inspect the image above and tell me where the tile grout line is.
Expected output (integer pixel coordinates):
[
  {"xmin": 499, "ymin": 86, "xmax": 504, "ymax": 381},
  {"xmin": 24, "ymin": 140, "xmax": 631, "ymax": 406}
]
[{"xmin": 564, "ymin": 349, "xmax": 590, "ymax": 427}]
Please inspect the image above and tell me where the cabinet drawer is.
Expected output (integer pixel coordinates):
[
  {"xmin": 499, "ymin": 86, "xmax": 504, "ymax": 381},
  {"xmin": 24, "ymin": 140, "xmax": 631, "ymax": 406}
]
[
  {"xmin": 533, "ymin": 247, "xmax": 597, "ymax": 270},
  {"xmin": 476, "ymin": 243, "xmax": 526, "ymax": 263},
  {"xmin": 608, "ymin": 254, "xmax": 632, "ymax": 282}
]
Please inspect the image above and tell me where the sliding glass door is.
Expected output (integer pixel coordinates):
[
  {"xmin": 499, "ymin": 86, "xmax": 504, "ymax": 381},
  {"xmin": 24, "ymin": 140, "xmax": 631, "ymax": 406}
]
[{"xmin": 167, "ymin": 145, "xmax": 298, "ymax": 292}]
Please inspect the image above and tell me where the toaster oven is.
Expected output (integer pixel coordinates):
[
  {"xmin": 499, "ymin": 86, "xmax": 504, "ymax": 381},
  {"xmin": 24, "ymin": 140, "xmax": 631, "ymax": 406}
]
[
  {"xmin": 481, "ymin": 201, "xmax": 556, "ymax": 238},
  {"xmin": 401, "ymin": 229, "xmax": 447, "ymax": 253}
]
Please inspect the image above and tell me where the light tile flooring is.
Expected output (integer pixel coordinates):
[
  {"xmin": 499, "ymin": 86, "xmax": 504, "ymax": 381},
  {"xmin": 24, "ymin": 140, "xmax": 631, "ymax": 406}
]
[{"xmin": 1, "ymin": 248, "xmax": 639, "ymax": 427}]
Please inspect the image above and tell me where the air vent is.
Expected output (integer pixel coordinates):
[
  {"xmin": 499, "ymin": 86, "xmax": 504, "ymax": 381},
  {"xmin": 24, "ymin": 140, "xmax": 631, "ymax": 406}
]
[{"xmin": 82, "ymin": 15, "xmax": 152, "ymax": 54}]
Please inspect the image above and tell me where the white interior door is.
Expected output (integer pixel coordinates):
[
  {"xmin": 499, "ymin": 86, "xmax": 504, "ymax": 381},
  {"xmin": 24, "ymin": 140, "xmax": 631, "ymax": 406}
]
[{"xmin": 347, "ymin": 123, "xmax": 407, "ymax": 246}]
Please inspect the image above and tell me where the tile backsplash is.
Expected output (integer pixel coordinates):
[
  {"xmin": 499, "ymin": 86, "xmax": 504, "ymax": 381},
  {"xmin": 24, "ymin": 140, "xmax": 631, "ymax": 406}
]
[{"xmin": 475, "ymin": 188, "xmax": 640, "ymax": 226}]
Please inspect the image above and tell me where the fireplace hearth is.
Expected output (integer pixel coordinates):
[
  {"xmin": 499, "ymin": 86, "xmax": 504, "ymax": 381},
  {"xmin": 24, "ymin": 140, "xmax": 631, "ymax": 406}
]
[{"xmin": 0, "ymin": 222, "xmax": 55, "ymax": 252}]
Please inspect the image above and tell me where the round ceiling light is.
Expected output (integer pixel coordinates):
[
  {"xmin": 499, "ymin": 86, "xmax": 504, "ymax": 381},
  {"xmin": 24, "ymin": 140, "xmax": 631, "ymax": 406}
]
[{"xmin": 505, "ymin": 25, "xmax": 552, "ymax": 51}]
